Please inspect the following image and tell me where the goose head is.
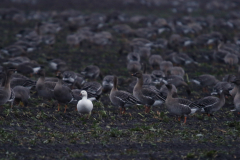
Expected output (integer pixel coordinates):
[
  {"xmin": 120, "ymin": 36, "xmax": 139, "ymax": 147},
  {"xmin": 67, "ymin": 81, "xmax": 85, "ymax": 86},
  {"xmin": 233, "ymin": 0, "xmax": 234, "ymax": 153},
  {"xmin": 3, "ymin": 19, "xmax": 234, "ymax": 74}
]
[
  {"xmin": 56, "ymin": 72, "xmax": 63, "ymax": 79},
  {"xmin": 131, "ymin": 71, "xmax": 143, "ymax": 79},
  {"xmin": 80, "ymin": 90, "xmax": 88, "ymax": 97}
]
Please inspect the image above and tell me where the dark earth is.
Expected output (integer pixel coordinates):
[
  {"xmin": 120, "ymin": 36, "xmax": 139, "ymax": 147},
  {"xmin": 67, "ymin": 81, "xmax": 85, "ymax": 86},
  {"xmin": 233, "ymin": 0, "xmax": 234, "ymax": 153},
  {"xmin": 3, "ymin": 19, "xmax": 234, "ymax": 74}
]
[{"xmin": 0, "ymin": 0, "xmax": 240, "ymax": 159}]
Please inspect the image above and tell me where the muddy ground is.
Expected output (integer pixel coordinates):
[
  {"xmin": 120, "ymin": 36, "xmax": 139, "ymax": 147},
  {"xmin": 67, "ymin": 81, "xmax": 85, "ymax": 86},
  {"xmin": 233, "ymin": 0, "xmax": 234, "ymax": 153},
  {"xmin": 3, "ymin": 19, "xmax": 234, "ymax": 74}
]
[{"xmin": 0, "ymin": 0, "xmax": 240, "ymax": 159}]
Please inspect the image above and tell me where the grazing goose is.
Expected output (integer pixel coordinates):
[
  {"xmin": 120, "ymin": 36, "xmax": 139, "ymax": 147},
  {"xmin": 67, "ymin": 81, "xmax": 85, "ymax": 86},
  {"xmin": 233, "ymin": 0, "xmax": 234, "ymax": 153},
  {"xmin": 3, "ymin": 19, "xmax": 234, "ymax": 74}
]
[
  {"xmin": 191, "ymin": 74, "xmax": 219, "ymax": 92},
  {"xmin": 3, "ymin": 56, "xmax": 30, "ymax": 67},
  {"xmin": 49, "ymin": 58, "xmax": 68, "ymax": 72},
  {"xmin": 36, "ymin": 69, "xmax": 56, "ymax": 100},
  {"xmin": 77, "ymin": 90, "xmax": 93, "ymax": 119},
  {"xmin": 16, "ymin": 61, "xmax": 41, "ymax": 76},
  {"xmin": 102, "ymin": 75, "xmax": 114, "ymax": 93},
  {"xmin": 10, "ymin": 78, "xmax": 36, "ymax": 89},
  {"xmin": 81, "ymin": 65, "xmax": 101, "ymax": 80},
  {"xmin": 148, "ymin": 54, "xmax": 163, "ymax": 69},
  {"xmin": 212, "ymin": 81, "xmax": 233, "ymax": 95},
  {"xmin": 160, "ymin": 61, "xmax": 173, "ymax": 75},
  {"xmin": 169, "ymin": 67, "xmax": 185, "ymax": 78},
  {"xmin": 194, "ymin": 91, "xmax": 226, "ymax": 116},
  {"xmin": 110, "ymin": 76, "xmax": 141, "ymax": 114},
  {"xmin": 127, "ymin": 61, "xmax": 141, "ymax": 73},
  {"xmin": 54, "ymin": 72, "xmax": 74, "ymax": 113},
  {"xmin": 132, "ymin": 72, "xmax": 165, "ymax": 113},
  {"xmin": 127, "ymin": 52, "xmax": 140, "ymax": 62},
  {"xmin": 0, "ymin": 69, "xmax": 14, "ymax": 106},
  {"xmin": 231, "ymin": 79, "xmax": 240, "ymax": 114},
  {"xmin": 80, "ymin": 81, "xmax": 102, "ymax": 100},
  {"xmin": 224, "ymin": 53, "xmax": 238, "ymax": 67},
  {"xmin": 165, "ymin": 84, "xmax": 198, "ymax": 123},
  {"xmin": 164, "ymin": 75, "xmax": 191, "ymax": 95},
  {"xmin": 13, "ymin": 86, "xmax": 30, "ymax": 107},
  {"xmin": 62, "ymin": 71, "xmax": 78, "ymax": 83}
]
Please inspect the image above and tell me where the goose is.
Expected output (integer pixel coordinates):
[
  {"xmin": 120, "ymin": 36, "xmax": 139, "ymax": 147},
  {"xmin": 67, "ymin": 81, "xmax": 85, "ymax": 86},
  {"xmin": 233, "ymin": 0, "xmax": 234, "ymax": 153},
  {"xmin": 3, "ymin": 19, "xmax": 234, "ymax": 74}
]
[
  {"xmin": 3, "ymin": 56, "xmax": 30, "ymax": 67},
  {"xmin": 127, "ymin": 52, "xmax": 140, "ymax": 62},
  {"xmin": 148, "ymin": 54, "xmax": 163, "ymax": 69},
  {"xmin": 16, "ymin": 61, "xmax": 41, "ymax": 76},
  {"xmin": 110, "ymin": 76, "xmax": 141, "ymax": 114},
  {"xmin": 223, "ymin": 53, "xmax": 238, "ymax": 67},
  {"xmin": 10, "ymin": 78, "xmax": 36, "ymax": 89},
  {"xmin": 169, "ymin": 67, "xmax": 185, "ymax": 78},
  {"xmin": 132, "ymin": 72, "xmax": 165, "ymax": 113},
  {"xmin": 13, "ymin": 86, "xmax": 30, "ymax": 107},
  {"xmin": 191, "ymin": 74, "xmax": 219, "ymax": 92},
  {"xmin": 66, "ymin": 34, "xmax": 80, "ymax": 47},
  {"xmin": 102, "ymin": 75, "xmax": 114, "ymax": 93},
  {"xmin": 36, "ymin": 69, "xmax": 56, "ymax": 100},
  {"xmin": 62, "ymin": 71, "xmax": 78, "ymax": 83},
  {"xmin": 48, "ymin": 58, "xmax": 68, "ymax": 72},
  {"xmin": 194, "ymin": 90, "xmax": 226, "ymax": 116},
  {"xmin": 127, "ymin": 61, "xmax": 141, "ymax": 73},
  {"xmin": 231, "ymin": 79, "xmax": 240, "ymax": 114},
  {"xmin": 165, "ymin": 84, "xmax": 199, "ymax": 123},
  {"xmin": 80, "ymin": 81, "xmax": 102, "ymax": 100},
  {"xmin": 54, "ymin": 72, "xmax": 74, "ymax": 113},
  {"xmin": 81, "ymin": 65, "xmax": 101, "ymax": 80},
  {"xmin": 0, "ymin": 69, "xmax": 14, "ymax": 106},
  {"xmin": 159, "ymin": 61, "xmax": 173, "ymax": 75},
  {"xmin": 163, "ymin": 75, "xmax": 191, "ymax": 95},
  {"xmin": 77, "ymin": 90, "xmax": 94, "ymax": 119}
]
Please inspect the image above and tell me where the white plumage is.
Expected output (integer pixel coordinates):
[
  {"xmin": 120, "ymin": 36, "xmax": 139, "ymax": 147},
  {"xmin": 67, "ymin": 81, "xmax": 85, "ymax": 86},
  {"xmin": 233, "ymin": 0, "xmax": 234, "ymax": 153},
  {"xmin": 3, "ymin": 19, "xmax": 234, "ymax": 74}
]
[{"xmin": 77, "ymin": 90, "xmax": 93, "ymax": 118}]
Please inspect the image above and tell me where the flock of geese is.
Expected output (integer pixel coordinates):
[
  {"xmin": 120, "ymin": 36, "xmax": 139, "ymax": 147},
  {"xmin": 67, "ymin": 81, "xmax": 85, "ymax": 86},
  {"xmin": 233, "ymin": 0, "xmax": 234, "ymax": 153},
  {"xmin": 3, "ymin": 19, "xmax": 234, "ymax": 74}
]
[{"xmin": 0, "ymin": 7, "xmax": 240, "ymax": 123}]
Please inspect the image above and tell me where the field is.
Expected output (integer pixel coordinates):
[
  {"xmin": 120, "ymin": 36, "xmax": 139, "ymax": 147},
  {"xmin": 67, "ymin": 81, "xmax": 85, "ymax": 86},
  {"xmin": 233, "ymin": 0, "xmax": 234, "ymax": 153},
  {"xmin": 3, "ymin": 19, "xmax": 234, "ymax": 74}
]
[{"xmin": 0, "ymin": 0, "xmax": 240, "ymax": 159}]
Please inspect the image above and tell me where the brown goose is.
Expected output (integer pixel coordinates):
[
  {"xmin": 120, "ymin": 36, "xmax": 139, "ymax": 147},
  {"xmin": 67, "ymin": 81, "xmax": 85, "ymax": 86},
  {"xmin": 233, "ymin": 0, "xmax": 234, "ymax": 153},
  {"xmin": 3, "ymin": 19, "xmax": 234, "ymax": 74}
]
[
  {"xmin": 160, "ymin": 61, "xmax": 173, "ymax": 75},
  {"xmin": 127, "ymin": 61, "xmax": 141, "ymax": 73},
  {"xmin": 132, "ymin": 72, "xmax": 165, "ymax": 113},
  {"xmin": 13, "ymin": 86, "xmax": 30, "ymax": 107},
  {"xmin": 165, "ymin": 84, "xmax": 198, "ymax": 123},
  {"xmin": 36, "ymin": 69, "xmax": 56, "ymax": 100},
  {"xmin": 0, "ymin": 69, "xmax": 14, "ymax": 106},
  {"xmin": 110, "ymin": 76, "xmax": 141, "ymax": 114},
  {"xmin": 194, "ymin": 91, "xmax": 226, "ymax": 116},
  {"xmin": 191, "ymin": 74, "xmax": 219, "ymax": 92},
  {"xmin": 54, "ymin": 72, "xmax": 74, "ymax": 113},
  {"xmin": 231, "ymin": 79, "xmax": 240, "ymax": 114},
  {"xmin": 148, "ymin": 54, "xmax": 163, "ymax": 69},
  {"xmin": 81, "ymin": 65, "xmax": 101, "ymax": 80},
  {"xmin": 169, "ymin": 67, "xmax": 185, "ymax": 78}
]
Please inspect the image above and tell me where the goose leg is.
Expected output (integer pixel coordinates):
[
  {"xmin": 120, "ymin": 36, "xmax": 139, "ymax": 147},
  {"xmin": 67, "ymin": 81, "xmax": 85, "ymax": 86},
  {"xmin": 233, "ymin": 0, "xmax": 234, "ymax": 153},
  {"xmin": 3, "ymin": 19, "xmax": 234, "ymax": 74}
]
[
  {"xmin": 207, "ymin": 114, "xmax": 210, "ymax": 117},
  {"xmin": 64, "ymin": 105, "xmax": 67, "ymax": 113},
  {"xmin": 184, "ymin": 116, "xmax": 187, "ymax": 124},
  {"xmin": 178, "ymin": 117, "xmax": 181, "ymax": 121},
  {"xmin": 144, "ymin": 105, "xmax": 148, "ymax": 113},
  {"xmin": 119, "ymin": 107, "xmax": 122, "ymax": 115},
  {"xmin": 57, "ymin": 104, "xmax": 60, "ymax": 111},
  {"xmin": 122, "ymin": 107, "xmax": 126, "ymax": 114},
  {"xmin": 146, "ymin": 106, "xmax": 151, "ymax": 113},
  {"xmin": 238, "ymin": 112, "xmax": 240, "ymax": 115}
]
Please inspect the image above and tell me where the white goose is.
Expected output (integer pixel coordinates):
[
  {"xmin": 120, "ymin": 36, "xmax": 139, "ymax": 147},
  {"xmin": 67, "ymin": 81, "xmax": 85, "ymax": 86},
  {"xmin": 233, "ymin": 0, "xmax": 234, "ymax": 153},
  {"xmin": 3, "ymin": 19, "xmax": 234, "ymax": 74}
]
[{"xmin": 77, "ymin": 90, "xmax": 93, "ymax": 119}]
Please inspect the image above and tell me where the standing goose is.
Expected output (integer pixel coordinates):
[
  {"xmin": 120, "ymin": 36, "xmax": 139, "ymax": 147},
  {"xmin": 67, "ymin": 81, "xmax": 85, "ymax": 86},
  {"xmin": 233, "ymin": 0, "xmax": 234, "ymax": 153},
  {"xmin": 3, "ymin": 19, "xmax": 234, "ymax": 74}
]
[
  {"xmin": 132, "ymin": 72, "xmax": 165, "ymax": 113},
  {"xmin": 36, "ymin": 69, "xmax": 56, "ymax": 100},
  {"xmin": 165, "ymin": 84, "xmax": 198, "ymax": 124},
  {"xmin": 54, "ymin": 72, "xmax": 74, "ymax": 113},
  {"xmin": 110, "ymin": 76, "xmax": 141, "ymax": 114},
  {"xmin": 194, "ymin": 91, "xmax": 226, "ymax": 116},
  {"xmin": 0, "ymin": 69, "xmax": 14, "ymax": 106},
  {"xmin": 231, "ymin": 79, "xmax": 240, "ymax": 114},
  {"xmin": 77, "ymin": 90, "xmax": 93, "ymax": 119}
]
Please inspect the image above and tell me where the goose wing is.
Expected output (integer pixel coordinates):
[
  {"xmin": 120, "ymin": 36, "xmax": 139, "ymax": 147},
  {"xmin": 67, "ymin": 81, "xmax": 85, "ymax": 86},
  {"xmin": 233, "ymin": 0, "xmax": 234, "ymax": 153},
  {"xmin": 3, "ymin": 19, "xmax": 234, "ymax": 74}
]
[
  {"xmin": 195, "ymin": 96, "xmax": 219, "ymax": 108},
  {"xmin": 115, "ymin": 91, "xmax": 142, "ymax": 105}
]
